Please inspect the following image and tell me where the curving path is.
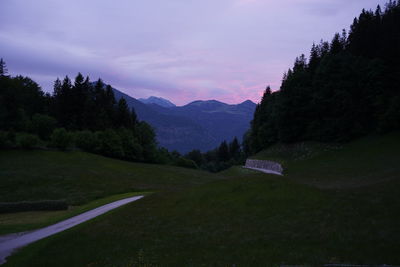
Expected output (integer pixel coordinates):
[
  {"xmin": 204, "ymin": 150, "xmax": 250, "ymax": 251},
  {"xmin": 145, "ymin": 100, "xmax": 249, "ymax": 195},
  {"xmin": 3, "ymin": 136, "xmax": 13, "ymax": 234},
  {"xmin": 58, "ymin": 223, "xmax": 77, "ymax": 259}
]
[
  {"xmin": 0, "ymin": 195, "xmax": 143, "ymax": 264},
  {"xmin": 243, "ymin": 166, "xmax": 283, "ymax": 176}
]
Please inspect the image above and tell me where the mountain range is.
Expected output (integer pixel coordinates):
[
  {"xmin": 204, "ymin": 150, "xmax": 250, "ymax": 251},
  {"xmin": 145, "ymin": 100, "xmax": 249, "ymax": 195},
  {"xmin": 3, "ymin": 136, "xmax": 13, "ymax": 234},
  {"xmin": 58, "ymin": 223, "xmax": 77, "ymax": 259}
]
[
  {"xmin": 112, "ymin": 87, "xmax": 256, "ymax": 153},
  {"xmin": 138, "ymin": 96, "xmax": 176, "ymax": 108}
]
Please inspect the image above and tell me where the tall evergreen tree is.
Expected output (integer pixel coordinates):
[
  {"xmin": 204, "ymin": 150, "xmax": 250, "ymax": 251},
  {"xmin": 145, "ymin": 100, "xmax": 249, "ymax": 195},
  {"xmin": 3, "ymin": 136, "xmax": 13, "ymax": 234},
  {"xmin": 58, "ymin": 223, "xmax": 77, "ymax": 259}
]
[
  {"xmin": 217, "ymin": 141, "xmax": 230, "ymax": 162},
  {"xmin": 116, "ymin": 98, "xmax": 132, "ymax": 128},
  {"xmin": 0, "ymin": 58, "xmax": 8, "ymax": 77},
  {"xmin": 229, "ymin": 137, "xmax": 241, "ymax": 160}
]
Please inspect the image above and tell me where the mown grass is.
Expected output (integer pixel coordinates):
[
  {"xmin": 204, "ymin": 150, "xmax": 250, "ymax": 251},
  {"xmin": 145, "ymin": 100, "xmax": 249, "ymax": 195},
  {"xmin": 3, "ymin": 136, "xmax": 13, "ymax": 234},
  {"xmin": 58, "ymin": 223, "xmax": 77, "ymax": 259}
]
[{"xmin": 3, "ymin": 133, "xmax": 400, "ymax": 266}]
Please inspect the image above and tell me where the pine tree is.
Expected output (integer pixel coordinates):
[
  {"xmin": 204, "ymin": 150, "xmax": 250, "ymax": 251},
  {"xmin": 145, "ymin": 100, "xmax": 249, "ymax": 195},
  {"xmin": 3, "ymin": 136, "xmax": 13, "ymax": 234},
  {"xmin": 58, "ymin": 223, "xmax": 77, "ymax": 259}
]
[
  {"xmin": 308, "ymin": 43, "xmax": 321, "ymax": 73},
  {"xmin": 116, "ymin": 98, "xmax": 132, "ymax": 128},
  {"xmin": 217, "ymin": 141, "xmax": 230, "ymax": 162},
  {"xmin": 0, "ymin": 58, "xmax": 8, "ymax": 77},
  {"xmin": 330, "ymin": 33, "xmax": 344, "ymax": 54},
  {"xmin": 53, "ymin": 78, "xmax": 62, "ymax": 97},
  {"xmin": 229, "ymin": 137, "xmax": 241, "ymax": 160},
  {"xmin": 59, "ymin": 76, "xmax": 72, "ymax": 127},
  {"xmin": 131, "ymin": 107, "xmax": 138, "ymax": 128}
]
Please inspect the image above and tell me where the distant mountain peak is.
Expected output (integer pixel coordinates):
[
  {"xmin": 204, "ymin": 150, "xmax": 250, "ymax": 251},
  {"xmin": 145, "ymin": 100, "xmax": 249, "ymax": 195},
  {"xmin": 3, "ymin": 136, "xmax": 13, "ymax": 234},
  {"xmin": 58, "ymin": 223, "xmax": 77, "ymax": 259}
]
[
  {"xmin": 239, "ymin": 100, "xmax": 256, "ymax": 106},
  {"xmin": 138, "ymin": 96, "xmax": 176, "ymax": 108}
]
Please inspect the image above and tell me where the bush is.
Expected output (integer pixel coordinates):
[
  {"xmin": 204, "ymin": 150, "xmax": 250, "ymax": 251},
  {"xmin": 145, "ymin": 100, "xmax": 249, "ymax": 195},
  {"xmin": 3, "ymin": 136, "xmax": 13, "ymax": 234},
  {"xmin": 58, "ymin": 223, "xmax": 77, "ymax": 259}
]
[
  {"xmin": 75, "ymin": 130, "xmax": 99, "ymax": 152},
  {"xmin": 0, "ymin": 131, "xmax": 7, "ymax": 148},
  {"xmin": 31, "ymin": 114, "xmax": 57, "ymax": 140},
  {"xmin": 0, "ymin": 131, "xmax": 15, "ymax": 148},
  {"xmin": 202, "ymin": 161, "xmax": 231, "ymax": 173},
  {"xmin": 96, "ymin": 129, "xmax": 124, "ymax": 158},
  {"xmin": 0, "ymin": 200, "xmax": 68, "ymax": 213},
  {"xmin": 174, "ymin": 157, "xmax": 198, "ymax": 169},
  {"xmin": 17, "ymin": 133, "xmax": 39, "ymax": 149},
  {"xmin": 117, "ymin": 128, "xmax": 143, "ymax": 161},
  {"xmin": 50, "ymin": 128, "xmax": 72, "ymax": 151}
]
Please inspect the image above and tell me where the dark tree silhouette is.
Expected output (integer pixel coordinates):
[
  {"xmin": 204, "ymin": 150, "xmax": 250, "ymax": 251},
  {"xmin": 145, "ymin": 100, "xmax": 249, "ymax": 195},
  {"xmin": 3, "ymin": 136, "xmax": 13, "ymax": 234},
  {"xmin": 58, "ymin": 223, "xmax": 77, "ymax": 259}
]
[
  {"xmin": 0, "ymin": 58, "xmax": 8, "ymax": 77},
  {"xmin": 247, "ymin": 1, "xmax": 400, "ymax": 153}
]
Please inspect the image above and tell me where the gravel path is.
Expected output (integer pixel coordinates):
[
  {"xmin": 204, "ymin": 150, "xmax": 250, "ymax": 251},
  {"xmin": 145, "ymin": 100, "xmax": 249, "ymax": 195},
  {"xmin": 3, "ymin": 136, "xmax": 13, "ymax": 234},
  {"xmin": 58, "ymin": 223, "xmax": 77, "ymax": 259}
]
[
  {"xmin": 0, "ymin": 195, "xmax": 143, "ymax": 264},
  {"xmin": 243, "ymin": 166, "xmax": 283, "ymax": 176}
]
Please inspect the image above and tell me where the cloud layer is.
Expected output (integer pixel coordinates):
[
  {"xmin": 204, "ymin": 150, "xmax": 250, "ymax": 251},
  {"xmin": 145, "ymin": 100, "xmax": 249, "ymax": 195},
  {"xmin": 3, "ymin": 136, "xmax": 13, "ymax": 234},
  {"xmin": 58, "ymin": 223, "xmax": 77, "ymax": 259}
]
[{"xmin": 0, "ymin": 0, "xmax": 386, "ymax": 105}]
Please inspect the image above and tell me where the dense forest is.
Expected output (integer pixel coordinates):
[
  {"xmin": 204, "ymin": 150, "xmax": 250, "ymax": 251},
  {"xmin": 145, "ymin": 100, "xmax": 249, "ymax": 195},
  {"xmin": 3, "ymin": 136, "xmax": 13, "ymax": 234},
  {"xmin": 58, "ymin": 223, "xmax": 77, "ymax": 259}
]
[{"xmin": 246, "ymin": 1, "xmax": 400, "ymax": 153}]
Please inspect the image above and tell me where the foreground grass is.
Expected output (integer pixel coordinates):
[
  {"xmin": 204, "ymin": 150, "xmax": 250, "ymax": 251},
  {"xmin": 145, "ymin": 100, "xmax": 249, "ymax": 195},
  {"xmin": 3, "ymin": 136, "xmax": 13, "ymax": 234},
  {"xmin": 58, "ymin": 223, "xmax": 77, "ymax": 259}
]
[
  {"xmin": 0, "ymin": 192, "xmax": 149, "ymax": 235},
  {"xmin": 0, "ymin": 150, "xmax": 217, "ymax": 205},
  {"xmin": 3, "ymin": 133, "xmax": 400, "ymax": 265},
  {"xmin": 5, "ymin": 174, "xmax": 400, "ymax": 266}
]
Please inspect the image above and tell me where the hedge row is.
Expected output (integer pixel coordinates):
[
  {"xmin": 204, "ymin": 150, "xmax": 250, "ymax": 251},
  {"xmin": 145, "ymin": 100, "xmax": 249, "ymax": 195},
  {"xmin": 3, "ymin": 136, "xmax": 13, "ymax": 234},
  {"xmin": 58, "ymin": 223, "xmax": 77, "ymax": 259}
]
[{"xmin": 0, "ymin": 200, "xmax": 68, "ymax": 213}]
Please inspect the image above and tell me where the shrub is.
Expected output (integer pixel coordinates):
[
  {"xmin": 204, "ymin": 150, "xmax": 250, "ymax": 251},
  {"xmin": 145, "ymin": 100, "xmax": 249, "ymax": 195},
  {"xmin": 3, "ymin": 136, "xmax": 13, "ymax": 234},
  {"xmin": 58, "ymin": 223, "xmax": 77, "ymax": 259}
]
[
  {"xmin": 31, "ymin": 114, "xmax": 57, "ymax": 140},
  {"xmin": 17, "ymin": 133, "xmax": 39, "ymax": 149},
  {"xmin": 0, "ymin": 131, "xmax": 7, "ymax": 148},
  {"xmin": 96, "ymin": 129, "xmax": 124, "ymax": 158},
  {"xmin": 117, "ymin": 128, "xmax": 143, "ymax": 161},
  {"xmin": 0, "ymin": 131, "xmax": 15, "ymax": 148},
  {"xmin": 50, "ymin": 128, "xmax": 72, "ymax": 151},
  {"xmin": 75, "ymin": 130, "xmax": 98, "ymax": 152},
  {"xmin": 0, "ymin": 200, "xmax": 68, "ymax": 213},
  {"xmin": 174, "ymin": 157, "xmax": 198, "ymax": 169}
]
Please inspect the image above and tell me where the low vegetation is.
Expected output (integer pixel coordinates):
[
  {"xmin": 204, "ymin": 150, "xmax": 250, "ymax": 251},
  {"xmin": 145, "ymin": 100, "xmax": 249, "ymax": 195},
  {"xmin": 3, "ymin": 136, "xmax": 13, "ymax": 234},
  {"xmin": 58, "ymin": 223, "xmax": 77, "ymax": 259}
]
[{"xmin": 0, "ymin": 200, "xmax": 68, "ymax": 214}]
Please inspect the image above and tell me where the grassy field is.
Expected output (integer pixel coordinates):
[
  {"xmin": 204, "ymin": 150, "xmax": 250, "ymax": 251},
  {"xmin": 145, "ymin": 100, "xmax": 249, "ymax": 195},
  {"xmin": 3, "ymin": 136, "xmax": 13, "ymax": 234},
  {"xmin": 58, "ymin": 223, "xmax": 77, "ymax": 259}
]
[
  {"xmin": 2, "ymin": 133, "xmax": 400, "ymax": 266},
  {"xmin": 0, "ymin": 150, "xmax": 218, "ymax": 205}
]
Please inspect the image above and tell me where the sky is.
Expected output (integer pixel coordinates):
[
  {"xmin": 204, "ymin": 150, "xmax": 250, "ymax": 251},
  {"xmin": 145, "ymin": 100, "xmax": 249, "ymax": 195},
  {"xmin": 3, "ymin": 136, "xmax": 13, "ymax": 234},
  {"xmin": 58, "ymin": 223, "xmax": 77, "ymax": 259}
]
[{"xmin": 0, "ymin": 0, "xmax": 387, "ymax": 105}]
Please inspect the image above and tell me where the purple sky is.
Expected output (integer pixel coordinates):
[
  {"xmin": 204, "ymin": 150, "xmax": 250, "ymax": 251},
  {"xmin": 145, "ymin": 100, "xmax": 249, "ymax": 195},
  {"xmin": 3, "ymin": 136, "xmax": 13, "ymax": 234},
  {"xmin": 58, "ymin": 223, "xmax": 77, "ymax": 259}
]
[{"xmin": 0, "ymin": 0, "xmax": 387, "ymax": 105}]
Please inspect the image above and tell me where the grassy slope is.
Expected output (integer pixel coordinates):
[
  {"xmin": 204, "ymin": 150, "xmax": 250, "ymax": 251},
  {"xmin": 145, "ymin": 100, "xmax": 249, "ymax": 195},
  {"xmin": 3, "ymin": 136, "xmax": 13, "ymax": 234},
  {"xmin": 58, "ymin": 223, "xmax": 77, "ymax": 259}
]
[
  {"xmin": 0, "ymin": 150, "xmax": 217, "ymax": 235},
  {"xmin": 254, "ymin": 133, "xmax": 400, "ymax": 188},
  {"xmin": 0, "ymin": 150, "xmax": 217, "ymax": 205},
  {"xmin": 4, "ymin": 133, "xmax": 400, "ymax": 266}
]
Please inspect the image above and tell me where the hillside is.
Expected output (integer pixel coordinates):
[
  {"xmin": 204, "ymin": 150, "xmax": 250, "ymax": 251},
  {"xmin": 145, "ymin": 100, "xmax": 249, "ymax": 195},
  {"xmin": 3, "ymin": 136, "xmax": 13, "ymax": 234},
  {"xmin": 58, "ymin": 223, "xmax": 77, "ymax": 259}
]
[
  {"xmin": 0, "ymin": 150, "xmax": 217, "ymax": 205},
  {"xmin": 5, "ymin": 133, "xmax": 400, "ymax": 266},
  {"xmin": 112, "ymin": 87, "xmax": 256, "ymax": 153}
]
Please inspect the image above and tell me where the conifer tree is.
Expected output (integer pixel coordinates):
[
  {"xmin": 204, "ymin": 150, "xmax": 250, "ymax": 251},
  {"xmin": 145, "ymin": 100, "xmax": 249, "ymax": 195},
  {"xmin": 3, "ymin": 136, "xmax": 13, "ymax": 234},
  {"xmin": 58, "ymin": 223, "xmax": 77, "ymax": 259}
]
[
  {"xmin": 229, "ymin": 137, "xmax": 241, "ymax": 160},
  {"xmin": 217, "ymin": 141, "xmax": 230, "ymax": 162},
  {"xmin": 116, "ymin": 98, "xmax": 131, "ymax": 128},
  {"xmin": 0, "ymin": 58, "xmax": 8, "ymax": 77}
]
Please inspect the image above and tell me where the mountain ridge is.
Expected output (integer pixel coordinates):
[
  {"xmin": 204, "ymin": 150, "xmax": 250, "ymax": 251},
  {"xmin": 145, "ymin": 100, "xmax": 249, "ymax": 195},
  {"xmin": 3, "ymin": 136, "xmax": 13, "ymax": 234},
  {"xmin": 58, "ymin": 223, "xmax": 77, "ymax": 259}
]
[
  {"xmin": 138, "ymin": 96, "xmax": 176, "ymax": 108},
  {"xmin": 111, "ymin": 87, "xmax": 256, "ymax": 153}
]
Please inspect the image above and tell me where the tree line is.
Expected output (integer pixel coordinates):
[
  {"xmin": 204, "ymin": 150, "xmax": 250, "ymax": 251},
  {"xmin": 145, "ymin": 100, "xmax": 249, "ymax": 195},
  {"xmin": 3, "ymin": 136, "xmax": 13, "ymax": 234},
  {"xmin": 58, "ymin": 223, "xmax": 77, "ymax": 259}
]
[
  {"xmin": 246, "ymin": 1, "xmax": 400, "ymax": 153},
  {"xmin": 184, "ymin": 137, "xmax": 246, "ymax": 172}
]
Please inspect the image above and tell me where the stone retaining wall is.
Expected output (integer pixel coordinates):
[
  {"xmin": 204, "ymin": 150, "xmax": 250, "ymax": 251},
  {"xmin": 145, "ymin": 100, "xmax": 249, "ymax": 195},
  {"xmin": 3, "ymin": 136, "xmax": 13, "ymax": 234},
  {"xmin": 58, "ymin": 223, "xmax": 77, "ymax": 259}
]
[{"xmin": 245, "ymin": 159, "xmax": 283, "ymax": 175}]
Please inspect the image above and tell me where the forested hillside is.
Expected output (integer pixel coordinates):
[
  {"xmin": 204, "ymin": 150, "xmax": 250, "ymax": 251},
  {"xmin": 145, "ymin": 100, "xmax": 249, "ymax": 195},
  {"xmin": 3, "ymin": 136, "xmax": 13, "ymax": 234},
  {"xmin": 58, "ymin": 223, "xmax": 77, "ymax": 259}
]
[
  {"xmin": 0, "ymin": 68, "xmax": 164, "ymax": 163},
  {"xmin": 247, "ymin": 1, "xmax": 400, "ymax": 153}
]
